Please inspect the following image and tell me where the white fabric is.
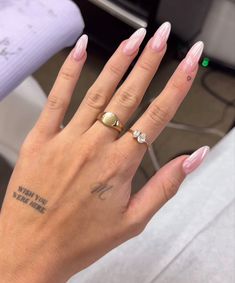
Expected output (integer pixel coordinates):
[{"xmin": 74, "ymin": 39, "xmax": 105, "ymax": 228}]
[
  {"xmin": 68, "ymin": 128, "xmax": 235, "ymax": 283},
  {"xmin": 0, "ymin": 76, "xmax": 46, "ymax": 166},
  {"xmin": 0, "ymin": 0, "xmax": 84, "ymax": 100}
]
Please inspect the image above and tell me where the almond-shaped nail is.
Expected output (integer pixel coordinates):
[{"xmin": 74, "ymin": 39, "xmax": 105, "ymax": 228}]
[
  {"xmin": 182, "ymin": 41, "xmax": 204, "ymax": 73},
  {"xmin": 151, "ymin": 22, "xmax": 171, "ymax": 52},
  {"xmin": 183, "ymin": 146, "xmax": 210, "ymax": 175},
  {"xmin": 73, "ymin": 34, "xmax": 88, "ymax": 61},
  {"xmin": 123, "ymin": 28, "xmax": 146, "ymax": 56}
]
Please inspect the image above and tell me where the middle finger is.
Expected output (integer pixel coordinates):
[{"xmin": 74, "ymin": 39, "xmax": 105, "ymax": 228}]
[{"xmin": 94, "ymin": 22, "xmax": 171, "ymax": 139}]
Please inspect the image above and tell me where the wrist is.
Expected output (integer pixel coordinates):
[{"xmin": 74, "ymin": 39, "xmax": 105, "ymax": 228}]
[
  {"xmin": 0, "ymin": 254, "xmax": 66, "ymax": 283},
  {"xmin": 0, "ymin": 253, "xmax": 48, "ymax": 283},
  {"xmin": 0, "ymin": 232, "xmax": 67, "ymax": 283}
]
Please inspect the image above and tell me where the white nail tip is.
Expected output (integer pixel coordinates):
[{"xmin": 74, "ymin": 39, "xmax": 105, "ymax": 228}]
[
  {"xmin": 187, "ymin": 146, "xmax": 210, "ymax": 162},
  {"xmin": 151, "ymin": 21, "xmax": 171, "ymax": 51},
  {"xmin": 123, "ymin": 28, "xmax": 146, "ymax": 55},
  {"xmin": 131, "ymin": 28, "xmax": 147, "ymax": 38},
  {"xmin": 157, "ymin": 22, "xmax": 171, "ymax": 37},
  {"xmin": 183, "ymin": 146, "xmax": 210, "ymax": 174},
  {"xmin": 189, "ymin": 41, "xmax": 204, "ymax": 59},
  {"xmin": 73, "ymin": 34, "xmax": 88, "ymax": 60}
]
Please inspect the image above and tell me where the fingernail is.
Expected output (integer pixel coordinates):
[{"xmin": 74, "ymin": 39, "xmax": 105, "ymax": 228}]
[
  {"xmin": 183, "ymin": 146, "xmax": 210, "ymax": 175},
  {"xmin": 73, "ymin": 34, "xmax": 88, "ymax": 61},
  {"xmin": 151, "ymin": 22, "xmax": 171, "ymax": 52},
  {"xmin": 123, "ymin": 28, "xmax": 146, "ymax": 56},
  {"xmin": 182, "ymin": 41, "xmax": 204, "ymax": 73}
]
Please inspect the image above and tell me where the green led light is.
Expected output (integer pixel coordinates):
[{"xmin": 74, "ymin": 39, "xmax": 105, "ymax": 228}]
[{"xmin": 202, "ymin": 57, "xmax": 210, "ymax": 67}]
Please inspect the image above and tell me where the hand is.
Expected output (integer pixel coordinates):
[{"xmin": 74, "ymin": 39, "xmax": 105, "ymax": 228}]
[{"xmin": 0, "ymin": 23, "xmax": 209, "ymax": 283}]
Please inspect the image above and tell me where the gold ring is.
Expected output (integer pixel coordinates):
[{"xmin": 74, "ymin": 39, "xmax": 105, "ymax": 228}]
[
  {"xmin": 97, "ymin": 112, "xmax": 124, "ymax": 133},
  {"xmin": 129, "ymin": 129, "xmax": 149, "ymax": 147}
]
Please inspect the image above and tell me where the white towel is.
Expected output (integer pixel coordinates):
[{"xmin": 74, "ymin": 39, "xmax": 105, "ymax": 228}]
[{"xmin": 69, "ymin": 129, "xmax": 235, "ymax": 283}]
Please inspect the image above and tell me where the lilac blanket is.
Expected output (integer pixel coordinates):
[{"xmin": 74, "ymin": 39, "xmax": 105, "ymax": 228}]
[{"xmin": 0, "ymin": 0, "xmax": 84, "ymax": 100}]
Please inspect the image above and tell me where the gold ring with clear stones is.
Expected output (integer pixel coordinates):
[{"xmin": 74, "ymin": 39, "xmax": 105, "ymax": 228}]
[{"xmin": 129, "ymin": 129, "xmax": 149, "ymax": 147}]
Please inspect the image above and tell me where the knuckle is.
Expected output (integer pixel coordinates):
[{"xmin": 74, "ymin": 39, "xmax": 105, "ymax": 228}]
[
  {"xmin": 138, "ymin": 59, "xmax": 154, "ymax": 73},
  {"xmin": 20, "ymin": 141, "xmax": 32, "ymax": 156},
  {"xmin": 86, "ymin": 87, "xmax": 107, "ymax": 110},
  {"xmin": 118, "ymin": 86, "xmax": 139, "ymax": 109},
  {"xmin": 59, "ymin": 67, "xmax": 76, "ymax": 81},
  {"xmin": 107, "ymin": 62, "xmax": 123, "ymax": 77},
  {"xmin": 79, "ymin": 143, "xmax": 95, "ymax": 162},
  {"xmin": 161, "ymin": 176, "xmax": 181, "ymax": 202},
  {"xmin": 148, "ymin": 103, "xmax": 171, "ymax": 126},
  {"xmin": 20, "ymin": 131, "xmax": 41, "ymax": 157},
  {"xmin": 113, "ymin": 146, "xmax": 134, "ymax": 178},
  {"xmin": 127, "ymin": 215, "xmax": 147, "ymax": 237},
  {"xmin": 114, "ymin": 143, "xmax": 129, "ymax": 163},
  {"xmin": 47, "ymin": 94, "xmax": 67, "ymax": 111},
  {"xmin": 171, "ymin": 77, "xmax": 185, "ymax": 93},
  {"xmin": 108, "ymin": 151, "xmax": 124, "ymax": 172}
]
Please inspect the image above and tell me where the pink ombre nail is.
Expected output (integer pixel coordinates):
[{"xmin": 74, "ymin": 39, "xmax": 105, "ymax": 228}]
[
  {"xmin": 73, "ymin": 34, "xmax": 88, "ymax": 61},
  {"xmin": 182, "ymin": 41, "xmax": 204, "ymax": 73},
  {"xmin": 151, "ymin": 22, "xmax": 171, "ymax": 52},
  {"xmin": 123, "ymin": 28, "xmax": 146, "ymax": 56},
  {"xmin": 183, "ymin": 146, "xmax": 210, "ymax": 175}
]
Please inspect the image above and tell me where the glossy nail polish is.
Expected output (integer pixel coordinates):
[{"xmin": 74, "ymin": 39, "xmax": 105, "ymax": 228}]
[
  {"xmin": 151, "ymin": 22, "xmax": 171, "ymax": 52},
  {"xmin": 183, "ymin": 146, "xmax": 210, "ymax": 175},
  {"xmin": 182, "ymin": 41, "xmax": 204, "ymax": 73},
  {"xmin": 123, "ymin": 28, "xmax": 146, "ymax": 56},
  {"xmin": 73, "ymin": 34, "xmax": 88, "ymax": 61}
]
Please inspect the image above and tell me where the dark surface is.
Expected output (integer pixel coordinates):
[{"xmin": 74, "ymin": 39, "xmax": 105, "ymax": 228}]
[
  {"xmin": 76, "ymin": 0, "xmax": 135, "ymax": 53},
  {"xmin": 75, "ymin": 0, "xmax": 178, "ymax": 53},
  {"xmin": 75, "ymin": 0, "xmax": 211, "ymax": 51},
  {"xmin": 0, "ymin": 156, "xmax": 12, "ymax": 209}
]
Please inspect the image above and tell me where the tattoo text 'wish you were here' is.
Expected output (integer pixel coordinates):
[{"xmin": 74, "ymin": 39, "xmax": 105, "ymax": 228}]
[{"xmin": 12, "ymin": 186, "xmax": 48, "ymax": 214}]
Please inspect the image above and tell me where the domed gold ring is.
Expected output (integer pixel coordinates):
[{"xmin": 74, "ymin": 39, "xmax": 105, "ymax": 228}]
[{"xmin": 97, "ymin": 112, "xmax": 124, "ymax": 133}]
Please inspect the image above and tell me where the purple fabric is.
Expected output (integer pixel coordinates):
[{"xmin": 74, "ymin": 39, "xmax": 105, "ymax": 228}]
[{"xmin": 0, "ymin": 0, "xmax": 84, "ymax": 100}]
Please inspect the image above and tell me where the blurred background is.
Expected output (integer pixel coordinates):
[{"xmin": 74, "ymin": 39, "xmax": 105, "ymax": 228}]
[{"xmin": 0, "ymin": 0, "xmax": 235, "ymax": 206}]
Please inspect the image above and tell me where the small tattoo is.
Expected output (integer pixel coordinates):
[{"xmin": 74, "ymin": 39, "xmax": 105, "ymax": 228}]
[
  {"xmin": 12, "ymin": 186, "xmax": 48, "ymax": 214},
  {"xmin": 187, "ymin": 76, "xmax": 192, "ymax": 81},
  {"xmin": 91, "ymin": 183, "xmax": 113, "ymax": 200}
]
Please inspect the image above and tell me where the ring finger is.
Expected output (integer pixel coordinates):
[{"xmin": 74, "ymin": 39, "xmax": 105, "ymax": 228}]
[{"xmin": 120, "ymin": 41, "xmax": 204, "ymax": 157}]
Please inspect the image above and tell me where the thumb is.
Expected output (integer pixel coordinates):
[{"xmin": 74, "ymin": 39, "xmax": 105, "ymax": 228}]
[{"xmin": 126, "ymin": 146, "xmax": 210, "ymax": 228}]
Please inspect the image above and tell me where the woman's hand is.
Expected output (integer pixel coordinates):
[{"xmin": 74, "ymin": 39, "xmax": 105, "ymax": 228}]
[{"xmin": 0, "ymin": 23, "xmax": 209, "ymax": 283}]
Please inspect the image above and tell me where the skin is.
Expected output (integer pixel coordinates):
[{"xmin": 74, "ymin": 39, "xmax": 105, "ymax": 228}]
[{"xmin": 0, "ymin": 33, "xmax": 199, "ymax": 283}]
